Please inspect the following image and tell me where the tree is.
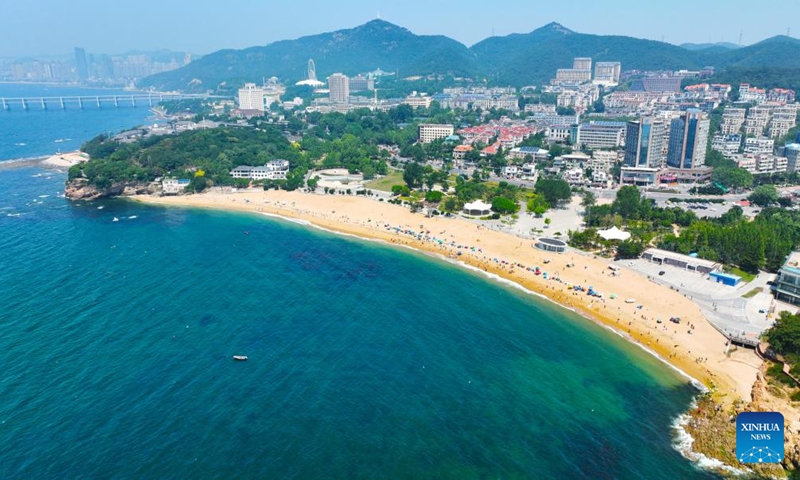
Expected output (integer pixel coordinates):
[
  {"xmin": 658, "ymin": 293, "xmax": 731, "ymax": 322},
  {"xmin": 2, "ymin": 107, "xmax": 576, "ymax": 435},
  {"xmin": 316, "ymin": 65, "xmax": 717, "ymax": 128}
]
[
  {"xmin": 441, "ymin": 197, "xmax": 462, "ymax": 213},
  {"xmin": 535, "ymin": 178, "xmax": 571, "ymax": 206},
  {"xmin": 748, "ymin": 184, "xmax": 779, "ymax": 207},
  {"xmin": 612, "ymin": 186, "xmax": 642, "ymax": 220},
  {"xmin": 391, "ymin": 184, "xmax": 410, "ymax": 196},
  {"xmin": 705, "ymin": 149, "xmax": 733, "ymax": 168},
  {"xmin": 491, "ymin": 196, "xmax": 519, "ymax": 214},
  {"xmin": 307, "ymin": 175, "xmax": 320, "ymax": 190},
  {"xmin": 403, "ymin": 162, "xmax": 425, "ymax": 189},
  {"xmin": 581, "ymin": 190, "xmax": 597, "ymax": 223},
  {"xmin": 765, "ymin": 311, "xmax": 800, "ymax": 364},
  {"xmin": 616, "ymin": 240, "xmax": 645, "ymax": 259},
  {"xmin": 711, "ymin": 166, "xmax": 753, "ymax": 190},
  {"xmin": 425, "ymin": 191, "xmax": 443, "ymax": 203},
  {"xmin": 719, "ymin": 205, "xmax": 743, "ymax": 225},
  {"xmin": 389, "ymin": 104, "xmax": 414, "ymax": 123},
  {"xmin": 581, "ymin": 191, "xmax": 596, "ymax": 210}
]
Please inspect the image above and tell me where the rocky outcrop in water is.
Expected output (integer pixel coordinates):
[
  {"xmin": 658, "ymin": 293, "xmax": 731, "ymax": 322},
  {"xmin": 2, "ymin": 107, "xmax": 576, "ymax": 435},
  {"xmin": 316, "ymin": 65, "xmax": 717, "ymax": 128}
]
[{"xmin": 65, "ymin": 178, "xmax": 156, "ymax": 200}]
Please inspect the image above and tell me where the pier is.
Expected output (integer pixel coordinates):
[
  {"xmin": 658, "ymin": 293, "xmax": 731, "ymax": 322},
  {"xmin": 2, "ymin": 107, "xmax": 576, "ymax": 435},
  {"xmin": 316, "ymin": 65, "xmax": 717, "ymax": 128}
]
[{"xmin": 0, "ymin": 93, "xmax": 207, "ymax": 111}]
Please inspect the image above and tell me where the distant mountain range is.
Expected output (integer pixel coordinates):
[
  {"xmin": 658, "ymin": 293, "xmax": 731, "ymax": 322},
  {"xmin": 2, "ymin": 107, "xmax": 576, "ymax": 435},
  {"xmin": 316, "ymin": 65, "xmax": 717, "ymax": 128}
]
[
  {"xmin": 679, "ymin": 42, "xmax": 740, "ymax": 51},
  {"xmin": 138, "ymin": 20, "xmax": 800, "ymax": 92}
]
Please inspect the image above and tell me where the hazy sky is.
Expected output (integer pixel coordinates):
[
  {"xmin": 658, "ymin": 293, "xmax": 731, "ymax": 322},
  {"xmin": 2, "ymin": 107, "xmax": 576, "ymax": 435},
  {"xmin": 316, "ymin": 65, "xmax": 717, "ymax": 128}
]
[{"xmin": 2, "ymin": 0, "xmax": 799, "ymax": 57}]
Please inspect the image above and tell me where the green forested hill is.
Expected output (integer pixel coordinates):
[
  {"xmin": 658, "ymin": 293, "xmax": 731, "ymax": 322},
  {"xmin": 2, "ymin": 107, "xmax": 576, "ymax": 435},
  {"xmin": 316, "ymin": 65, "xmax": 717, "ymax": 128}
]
[
  {"xmin": 472, "ymin": 23, "xmax": 703, "ymax": 86},
  {"xmin": 138, "ymin": 20, "xmax": 800, "ymax": 92},
  {"xmin": 138, "ymin": 20, "xmax": 479, "ymax": 92}
]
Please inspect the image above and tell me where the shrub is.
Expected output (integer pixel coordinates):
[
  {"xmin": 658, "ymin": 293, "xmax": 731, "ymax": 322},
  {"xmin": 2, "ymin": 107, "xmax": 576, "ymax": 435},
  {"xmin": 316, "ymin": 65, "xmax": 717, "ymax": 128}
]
[
  {"xmin": 425, "ymin": 191, "xmax": 443, "ymax": 203},
  {"xmin": 491, "ymin": 196, "xmax": 519, "ymax": 214}
]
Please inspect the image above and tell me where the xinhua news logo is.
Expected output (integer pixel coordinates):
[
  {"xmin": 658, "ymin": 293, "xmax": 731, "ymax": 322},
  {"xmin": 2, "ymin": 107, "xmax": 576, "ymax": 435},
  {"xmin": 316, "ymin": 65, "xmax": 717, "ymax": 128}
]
[{"xmin": 736, "ymin": 412, "xmax": 784, "ymax": 464}]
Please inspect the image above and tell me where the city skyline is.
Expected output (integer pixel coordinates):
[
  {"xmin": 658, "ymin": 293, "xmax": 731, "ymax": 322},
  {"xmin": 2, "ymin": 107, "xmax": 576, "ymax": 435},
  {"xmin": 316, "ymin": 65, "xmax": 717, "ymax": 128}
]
[{"xmin": 1, "ymin": 0, "xmax": 799, "ymax": 57}]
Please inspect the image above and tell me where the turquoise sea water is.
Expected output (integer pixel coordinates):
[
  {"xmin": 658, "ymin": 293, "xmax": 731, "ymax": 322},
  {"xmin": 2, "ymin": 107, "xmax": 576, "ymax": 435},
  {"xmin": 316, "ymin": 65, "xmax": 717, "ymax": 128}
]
[
  {"xmin": 0, "ymin": 168, "xmax": 718, "ymax": 479},
  {"xmin": 0, "ymin": 84, "xmax": 720, "ymax": 478},
  {"xmin": 0, "ymin": 83, "xmax": 157, "ymax": 161}
]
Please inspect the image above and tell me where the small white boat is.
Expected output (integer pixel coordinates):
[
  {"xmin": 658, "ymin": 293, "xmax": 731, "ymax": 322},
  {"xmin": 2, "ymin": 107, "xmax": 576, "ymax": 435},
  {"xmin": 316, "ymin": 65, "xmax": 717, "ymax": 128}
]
[
  {"xmin": 112, "ymin": 217, "xmax": 119, "ymax": 222},
  {"xmin": 232, "ymin": 355, "xmax": 248, "ymax": 361},
  {"xmin": 97, "ymin": 206, "xmax": 104, "ymax": 210},
  {"xmin": 128, "ymin": 215, "xmax": 137, "ymax": 219}
]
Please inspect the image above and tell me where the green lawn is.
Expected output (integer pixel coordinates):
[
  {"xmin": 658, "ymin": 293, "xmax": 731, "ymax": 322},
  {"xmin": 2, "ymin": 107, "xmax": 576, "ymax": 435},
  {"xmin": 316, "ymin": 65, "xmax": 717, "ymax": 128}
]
[
  {"xmin": 365, "ymin": 171, "xmax": 404, "ymax": 192},
  {"xmin": 725, "ymin": 266, "xmax": 757, "ymax": 283},
  {"xmin": 742, "ymin": 287, "xmax": 762, "ymax": 299}
]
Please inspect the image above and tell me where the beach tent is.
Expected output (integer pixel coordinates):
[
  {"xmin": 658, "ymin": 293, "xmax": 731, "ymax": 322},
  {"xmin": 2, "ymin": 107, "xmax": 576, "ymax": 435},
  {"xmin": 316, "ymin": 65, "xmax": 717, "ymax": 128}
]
[
  {"xmin": 598, "ymin": 226, "xmax": 631, "ymax": 241},
  {"xmin": 463, "ymin": 200, "xmax": 492, "ymax": 216}
]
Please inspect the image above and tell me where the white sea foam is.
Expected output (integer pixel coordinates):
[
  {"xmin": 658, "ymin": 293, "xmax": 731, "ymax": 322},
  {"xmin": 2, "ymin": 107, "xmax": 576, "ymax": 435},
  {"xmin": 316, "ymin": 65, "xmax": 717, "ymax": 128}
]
[{"xmin": 671, "ymin": 411, "xmax": 748, "ymax": 475}]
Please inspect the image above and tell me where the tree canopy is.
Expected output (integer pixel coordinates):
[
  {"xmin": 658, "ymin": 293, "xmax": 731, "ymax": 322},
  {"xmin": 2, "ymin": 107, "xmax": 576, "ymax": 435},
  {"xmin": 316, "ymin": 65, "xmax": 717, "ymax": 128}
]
[{"xmin": 535, "ymin": 178, "xmax": 571, "ymax": 207}]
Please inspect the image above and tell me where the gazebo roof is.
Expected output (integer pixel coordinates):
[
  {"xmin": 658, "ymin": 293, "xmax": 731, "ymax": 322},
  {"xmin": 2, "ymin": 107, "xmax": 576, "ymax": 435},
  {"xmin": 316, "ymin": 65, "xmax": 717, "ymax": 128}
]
[
  {"xmin": 463, "ymin": 200, "xmax": 492, "ymax": 211},
  {"xmin": 598, "ymin": 226, "xmax": 631, "ymax": 241}
]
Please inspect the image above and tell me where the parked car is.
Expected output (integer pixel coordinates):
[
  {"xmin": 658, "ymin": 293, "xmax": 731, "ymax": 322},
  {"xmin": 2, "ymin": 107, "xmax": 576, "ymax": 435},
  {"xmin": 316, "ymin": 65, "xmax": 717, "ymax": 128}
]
[{"xmin": 658, "ymin": 271, "xmax": 666, "ymax": 276}]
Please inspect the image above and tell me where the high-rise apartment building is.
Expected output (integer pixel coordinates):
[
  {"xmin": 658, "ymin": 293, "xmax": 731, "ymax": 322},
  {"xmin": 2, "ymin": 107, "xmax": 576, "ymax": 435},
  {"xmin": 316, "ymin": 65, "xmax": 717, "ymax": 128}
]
[
  {"xmin": 573, "ymin": 57, "xmax": 592, "ymax": 71},
  {"xmin": 74, "ymin": 47, "xmax": 88, "ymax": 81},
  {"xmin": 349, "ymin": 74, "xmax": 374, "ymax": 92},
  {"xmin": 666, "ymin": 110, "xmax": 710, "ymax": 169},
  {"xmin": 238, "ymin": 83, "xmax": 265, "ymax": 111},
  {"xmin": 624, "ymin": 117, "xmax": 666, "ymax": 168},
  {"xmin": 593, "ymin": 62, "xmax": 621, "ymax": 86},
  {"xmin": 554, "ymin": 69, "xmax": 592, "ymax": 84},
  {"xmin": 327, "ymin": 73, "xmax": 350, "ymax": 103}
]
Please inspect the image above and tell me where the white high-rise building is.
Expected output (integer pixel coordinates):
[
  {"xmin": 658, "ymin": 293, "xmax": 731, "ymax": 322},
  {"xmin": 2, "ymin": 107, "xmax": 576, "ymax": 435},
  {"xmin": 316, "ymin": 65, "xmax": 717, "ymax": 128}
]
[
  {"xmin": 238, "ymin": 83, "xmax": 265, "ymax": 111},
  {"xmin": 573, "ymin": 57, "xmax": 592, "ymax": 71},
  {"xmin": 593, "ymin": 62, "xmax": 621, "ymax": 86},
  {"xmin": 328, "ymin": 73, "xmax": 350, "ymax": 104},
  {"xmin": 418, "ymin": 124, "xmax": 454, "ymax": 143}
]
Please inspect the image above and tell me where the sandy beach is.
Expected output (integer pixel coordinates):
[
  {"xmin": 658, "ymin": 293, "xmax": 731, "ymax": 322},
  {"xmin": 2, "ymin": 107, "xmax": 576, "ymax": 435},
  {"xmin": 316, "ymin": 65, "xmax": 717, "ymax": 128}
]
[{"xmin": 133, "ymin": 188, "xmax": 762, "ymax": 403}]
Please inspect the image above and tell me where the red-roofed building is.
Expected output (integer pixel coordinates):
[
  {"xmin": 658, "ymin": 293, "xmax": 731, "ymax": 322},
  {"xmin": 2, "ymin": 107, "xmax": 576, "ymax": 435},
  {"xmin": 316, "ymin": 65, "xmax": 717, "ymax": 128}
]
[
  {"xmin": 481, "ymin": 142, "xmax": 501, "ymax": 156},
  {"xmin": 452, "ymin": 144, "xmax": 473, "ymax": 160}
]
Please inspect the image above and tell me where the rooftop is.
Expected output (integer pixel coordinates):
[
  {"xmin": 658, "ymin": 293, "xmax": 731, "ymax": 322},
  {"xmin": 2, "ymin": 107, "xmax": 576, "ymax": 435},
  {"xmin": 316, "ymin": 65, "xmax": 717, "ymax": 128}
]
[
  {"xmin": 783, "ymin": 251, "xmax": 800, "ymax": 274},
  {"xmin": 644, "ymin": 248, "xmax": 718, "ymax": 269}
]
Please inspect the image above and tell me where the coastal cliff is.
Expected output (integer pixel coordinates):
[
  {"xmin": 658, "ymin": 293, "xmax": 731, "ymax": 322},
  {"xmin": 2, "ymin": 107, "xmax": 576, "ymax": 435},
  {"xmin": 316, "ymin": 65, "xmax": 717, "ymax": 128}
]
[
  {"xmin": 65, "ymin": 177, "xmax": 156, "ymax": 200},
  {"xmin": 686, "ymin": 365, "xmax": 800, "ymax": 477}
]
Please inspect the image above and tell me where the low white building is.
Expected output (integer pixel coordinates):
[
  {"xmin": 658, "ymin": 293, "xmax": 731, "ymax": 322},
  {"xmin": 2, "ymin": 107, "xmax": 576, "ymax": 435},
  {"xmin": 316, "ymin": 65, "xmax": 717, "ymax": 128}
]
[
  {"xmin": 545, "ymin": 125, "xmax": 572, "ymax": 142},
  {"xmin": 563, "ymin": 167, "xmax": 585, "ymax": 185},
  {"xmin": 418, "ymin": 124, "xmax": 454, "ymax": 143},
  {"xmin": 162, "ymin": 177, "xmax": 190, "ymax": 195},
  {"xmin": 230, "ymin": 160, "xmax": 291, "ymax": 181},
  {"xmin": 508, "ymin": 146, "xmax": 549, "ymax": 161},
  {"xmin": 711, "ymin": 134, "xmax": 741, "ymax": 157},
  {"xmin": 501, "ymin": 165, "xmax": 520, "ymax": 178},
  {"xmin": 521, "ymin": 163, "xmax": 537, "ymax": 179},
  {"xmin": 744, "ymin": 137, "xmax": 775, "ymax": 155},
  {"xmin": 591, "ymin": 170, "xmax": 612, "ymax": 188}
]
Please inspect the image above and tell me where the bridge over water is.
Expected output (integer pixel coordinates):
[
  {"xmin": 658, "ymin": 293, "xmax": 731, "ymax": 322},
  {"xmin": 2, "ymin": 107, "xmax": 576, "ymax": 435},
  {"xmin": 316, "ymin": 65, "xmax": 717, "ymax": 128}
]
[{"xmin": 0, "ymin": 93, "xmax": 210, "ymax": 111}]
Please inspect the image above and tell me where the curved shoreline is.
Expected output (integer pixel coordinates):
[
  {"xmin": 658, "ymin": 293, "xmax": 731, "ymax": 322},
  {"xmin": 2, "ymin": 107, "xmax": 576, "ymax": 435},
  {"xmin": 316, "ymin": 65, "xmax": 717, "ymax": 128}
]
[{"xmin": 130, "ymin": 189, "xmax": 763, "ymax": 472}]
